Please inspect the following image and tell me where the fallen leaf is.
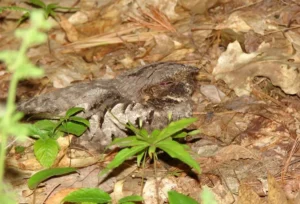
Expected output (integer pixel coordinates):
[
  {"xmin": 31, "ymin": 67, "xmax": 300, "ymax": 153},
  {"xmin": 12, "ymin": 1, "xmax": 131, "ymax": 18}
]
[
  {"xmin": 268, "ymin": 174, "xmax": 289, "ymax": 204},
  {"xmin": 213, "ymin": 41, "xmax": 300, "ymax": 96},
  {"xmin": 238, "ymin": 183, "xmax": 267, "ymax": 204},
  {"xmin": 200, "ymin": 85, "xmax": 226, "ymax": 103},
  {"xmin": 214, "ymin": 145, "xmax": 261, "ymax": 162}
]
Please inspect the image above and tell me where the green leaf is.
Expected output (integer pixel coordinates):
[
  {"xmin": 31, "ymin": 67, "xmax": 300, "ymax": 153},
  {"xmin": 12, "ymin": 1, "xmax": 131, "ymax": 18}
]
[
  {"xmin": 69, "ymin": 116, "xmax": 90, "ymax": 127},
  {"xmin": 62, "ymin": 188, "xmax": 111, "ymax": 203},
  {"xmin": 28, "ymin": 167, "xmax": 76, "ymax": 189},
  {"xmin": 45, "ymin": 3, "xmax": 58, "ymax": 18},
  {"xmin": 54, "ymin": 6, "xmax": 79, "ymax": 11},
  {"xmin": 119, "ymin": 202, "xmax": 135, "ymax": 204},
  {"xmin": 139, "ymin": 128, "xmax": 148, "ymax": 138},
  {"xmin": 18, "ymin": 12, "xmax": 30, "ymax": 25},
  {"xmin": 150, "ymin": 129, "xmax": 160, "ymax": 138},
  {"xmin": 15, "ymin": 61, "xmax": 44, "ymax": 79},
  {"xmin": 110, "ymin": 136, "xmax": 148, "ymax": 148},
  {"xmin": 100, "ymin": 145, "xmax": 147, "ymax": 176},
  {"xmin": 15, "ymin": 29, "xmax": 47, "ymax": 47},
  {"xmin": 51, "ymin": 130, "xmax": 64, "ymax": 139},
  {"xmin": 66, "ymin": 107, "xmax": 85, "ymax": 117},
  {"xmin": 157, "ymin": 140, "xmax": 201, "ymax": 173},
  {"xmin": 201, "ymin": 187, "xmax": 217, "ymax": 204},
  {"xmin": 0, "ymin": 6, "xmax": 30, "ymax": 13},
  {"xmin": 0, "ymin": 51, "xmax": 17, "ymax": 68},
  {"xmin": 148, "ymin": 145, "xmax": 156, "ymax": 159},
  {"xmin": 0, "ymin": 112, "xmax": 30, "ymax": 141},
  {"xmin": 34, "ymin": 120, "xmax": 57, "ymax": 131},
  {"xmin": 30, "ymin": 10, "xmax": 52, "ymax": 30},
  {"xmin": 147, "ymin": 129, "xmax": 161, "ymax": 143},
  {"xmin": 155, "ymin": 118, "xmax": 197, "ymax": 142},
  {"xmin": 28, "ymin": 0, "xmax": 46, "ymax": 8},
  {"xmin": 118, "ymin": 195, "xmax": 143, "ymax": 203},
  {"xmin": 59, "ymin": 121, "xmax": 88, "ymax": 136},
  {"xmin": 126, "ymin": 122, "xmax": 143, "ymax": 137},
  {"xmin": 15, "ymin": 146, "xmax": 25, "ymax": 154},
  {"xmin": 168, "ymin": 190, "xmax": 198, "ymax": 204},
  {"xmin": 28, "ymin": 124, "xmax": 49, "ymax": 139},
  {"xmin": 136, "ymin": 151, "xmax": 145, "ymax": 167},
  {"xmin": 173, "ymin": 131, "xmax": 187, "ymax": 138},
  {"xmin": 188, "ymin": 129, "xmax": 201, "ymax": 136},
  {"xmin": 34, "ymin": 138, "xmax": 59, "ymax": 167},
  {"xmin": 48, "ymin": 9, "xmax": 57, "ymax": 18}
]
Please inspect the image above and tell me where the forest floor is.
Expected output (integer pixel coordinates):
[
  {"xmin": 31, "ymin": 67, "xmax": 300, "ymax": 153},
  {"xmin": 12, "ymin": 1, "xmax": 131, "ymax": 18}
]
[{"xmin": 1, "ymin": 0, "xmax": 300, "ymax": 203}]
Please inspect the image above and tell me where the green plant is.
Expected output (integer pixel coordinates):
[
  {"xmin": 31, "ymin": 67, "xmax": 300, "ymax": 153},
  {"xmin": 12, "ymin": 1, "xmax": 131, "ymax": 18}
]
[
  {"xmin": 62, "ymin": 188, "xmax": 143, "ymax": 204},
  {"xmin": 60, "ymin": 118, "xmax": 201, "ymax": 204},
  {"xmin": 168, "ymin": 190, "xmax": 198, "ymax": 204},
  {"xmin": 100, "ymin": 117, "xmax": 201, "ymax": 175},
  {"xmin": 98, "ymin": 117, "xmax": 201, "ymax": 203},
  {"xmin": 62, "ymin": 188, "xmax": 215, "ymax": 204},
  {"xmin": 168, "ymin": 188, "xmax": 217, "ymax": 204},
  {"xmin": 28, "ymin": 167, "xmax": 77, "ymax": 190},
  {"xmin": 0, "ymin": 10, "xmax": 51, "ymax": 203},
  {"xmin": 200, "ymin": 186, "xmax": 217, "ymax": 204},
  {"xmin": 29, "ymin": 107, "xmax": 89, "ymax": 167},
  {"xmin": 0, "ymin": 0, "xmax": 78, "ymax": 25}
]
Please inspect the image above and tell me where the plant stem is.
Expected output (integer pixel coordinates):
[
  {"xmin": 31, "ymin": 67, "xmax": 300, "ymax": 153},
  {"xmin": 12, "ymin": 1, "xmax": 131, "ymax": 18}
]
[
  {"xmin": 0, "ymin": 132, "xmax": 7, "ymax": 194},
  {"xmin": 140, "ymin": 152, "xmax": 147, "ymax": 196},
  {"xmin": 154, "ymin": 157, "xmax": 160, "ymax": 204},
  {"xmin": 0, "ymin": 74, "xmax": 19, "ymax": 193},
  {"xmin": 0, "ymin": 37, "xmax": 27, "ymax": 193}
]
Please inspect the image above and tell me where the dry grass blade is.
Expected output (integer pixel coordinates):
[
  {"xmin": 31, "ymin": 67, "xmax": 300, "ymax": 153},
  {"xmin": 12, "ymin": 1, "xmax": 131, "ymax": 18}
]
[
  {"xmin": 281, "ymin": 135, "xmax": 300, "ymax": 183},
  {"xmin": 129, "ymin": 6, "xmax": 177, "ymax": 33},
  {"xmin": 61, "ymin": 30, "xmax": 156, "ymax": 52}
]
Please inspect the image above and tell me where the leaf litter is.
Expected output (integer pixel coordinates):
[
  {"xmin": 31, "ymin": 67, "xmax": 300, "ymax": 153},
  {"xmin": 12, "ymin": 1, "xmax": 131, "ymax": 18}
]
[{"xmin": 1, "ymin": 0, "xmax": 300, "ymax": 203}]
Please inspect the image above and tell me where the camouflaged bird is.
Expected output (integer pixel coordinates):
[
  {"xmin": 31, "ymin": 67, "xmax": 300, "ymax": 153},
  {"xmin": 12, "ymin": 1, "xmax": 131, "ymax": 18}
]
[{"xmin": 18, "ymin": 62, "xmax": 198, "ymax": 151}]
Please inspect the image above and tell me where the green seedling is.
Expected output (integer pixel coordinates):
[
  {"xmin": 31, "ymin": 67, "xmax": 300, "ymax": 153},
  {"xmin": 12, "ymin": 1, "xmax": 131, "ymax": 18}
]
[
  {"xmin": 100, "ymin": 117, "xmax": 201, "ymax": 176},
  {"xmin": 28, "ymin": 107, "xmax": 89, "ymax": 168},
  {"xmin": 0, "ymin": 0, "xmax": 78, "ymax": 25}
]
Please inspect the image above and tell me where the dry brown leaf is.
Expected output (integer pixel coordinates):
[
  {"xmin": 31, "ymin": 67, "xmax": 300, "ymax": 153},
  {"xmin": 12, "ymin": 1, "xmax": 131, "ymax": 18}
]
[
  {"xmin": 110, "ymin": 179, "xmax": 135, "ymax": 203},
  {"xmin": 285, "ymin": 30, "xmax": 300, "ymax": 53},
  {"xmin": 179, "ymin": 0, "xmax": 219, "ymax": 14},
  {"xmin": 238, "ymin": 183, "xmax": 267, "ymax": 204},
  {"xmin": 214, "ymin": 145, "xmax": 261, "ymax": 162},
  {"xmin": 213, "ymin": 41, "xmax": 300, "ymax": 96},
  {"xmin": 147, "ymin": 34, "xmax": 175, "ymax": 61},
  {"xmin": 200, "ymin": 85, "xmax": 227, "ymax": 103},
  {"xmin": 268, "ymin": 173, "xmax": 289, "ymax": 204},
  {"xmin": 57, "ymin": 155, "xmax": 100, "ymax": 168},
  {"xmin": 59, "ymin": 15, "xmax": 79, "ymax": 42},
  {"xmin": 161, "ymin": 48, "xmax": 194, "ymax": 62},
  {"xmin": 143, "ymin": 177, "xmax": 177, "ymax": 204},
  {"xmin": 135, "ymin": 0, "xmax": 180, "ymax": 21},
  {"xmin": 216, "ymin": 11, "xmax": 267, "ymax": 35},
  {"xmin": 209, "ymin": 183, "xmax": 235, "ymax": 204}
]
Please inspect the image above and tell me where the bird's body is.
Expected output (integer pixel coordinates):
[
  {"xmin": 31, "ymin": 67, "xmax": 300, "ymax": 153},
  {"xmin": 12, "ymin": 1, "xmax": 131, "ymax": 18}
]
[{"xmin": 18, "ymin": 62, "xmax": 198, "ymax": 151}]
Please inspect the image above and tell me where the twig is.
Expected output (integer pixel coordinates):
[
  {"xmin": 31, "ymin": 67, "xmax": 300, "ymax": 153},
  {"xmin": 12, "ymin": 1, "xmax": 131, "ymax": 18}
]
[
  {"xmin": 229, "ymin": 0, "xmax": 264, "ymax": 13},
  {"xmin": 281, "ymin": 132, "xmax": 300, "ymax": 183},
  {"xmin": 264, "ymin": 25, "xmax": 300, "ymax": 36},
  {"xmin": 42, "ymin": 184, "xmax": 61, "ymax": 204}
]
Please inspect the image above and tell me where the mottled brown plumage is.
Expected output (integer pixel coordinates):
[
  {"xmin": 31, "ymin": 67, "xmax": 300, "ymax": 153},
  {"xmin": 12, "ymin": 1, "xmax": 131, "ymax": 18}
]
[{"xmin": 18, "ymin": 62, "xmax": 198, "ymax": 151}]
